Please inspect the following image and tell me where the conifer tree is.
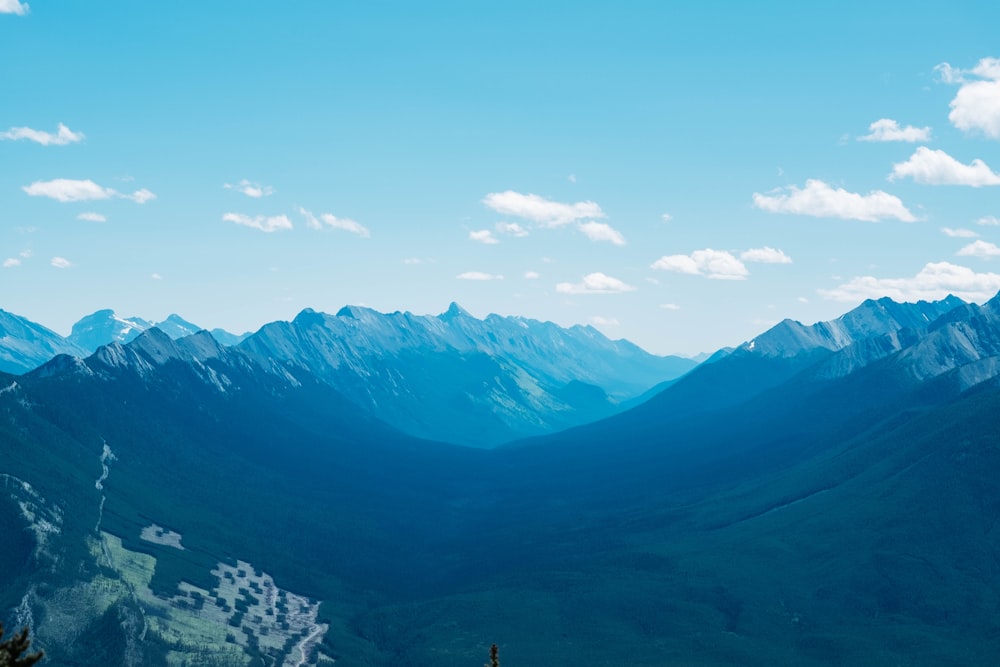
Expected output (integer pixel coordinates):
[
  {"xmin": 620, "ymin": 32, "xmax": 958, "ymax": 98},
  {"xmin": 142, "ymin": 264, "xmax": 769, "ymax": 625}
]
[{"xmin": 0, "ymin": 623, "xmax": 43, "ymax": 666}]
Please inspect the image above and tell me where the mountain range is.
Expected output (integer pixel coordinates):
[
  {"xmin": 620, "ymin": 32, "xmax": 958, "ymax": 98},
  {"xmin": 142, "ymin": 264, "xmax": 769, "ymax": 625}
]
[{"xmin": 3, "ymin": 294, "xmax": 1000, "ymax": 665}]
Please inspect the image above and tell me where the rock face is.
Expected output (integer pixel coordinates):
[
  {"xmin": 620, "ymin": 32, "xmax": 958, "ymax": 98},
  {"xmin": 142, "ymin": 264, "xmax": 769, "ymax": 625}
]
[{"xmin": 237, "ymin": 303, "xmax": 696, "ymax": 446}]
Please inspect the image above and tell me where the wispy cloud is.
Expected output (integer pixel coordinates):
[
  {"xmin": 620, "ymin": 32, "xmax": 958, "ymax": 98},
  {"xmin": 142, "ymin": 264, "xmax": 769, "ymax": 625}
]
[
  {"xmin": 740, "ymin": 247, "xmax": 792, "ymax": 264},
  {"xmin": 556, "ymin": 272, "xmax": 635, "ymax": 294},
  {"xmin": 483, "ymin": 190, "xmax": 604, "ymax": 227},
  {"xmin": 151, "ymin": 273, "xmax": 163, "ymax": 280},
  {"xmin": 524, "ymin": 270, "xmax": 540, "ymax": 279},
  {"xmin": 661, "ymin": 213, "xmax": 673, "ymax": 222},
  {"xmin": 857, "ymin": 118, "xmax": 931, "ymax": 143},
  {"xmin": 469, "ymin": 229, "xmax": 499, "ymax": 244},
  {"xmin": 941, "ymin": 227, "xmax": 978, "ymax": 238},
  {"xmin": 651, "ymin": 248, "xmax": 749, "ymax": 280},
  {"xmin": 977, "ymin": 215, "xmax": 1000, "ymax": 226},
  {"xmin": 22, "ymin": 178, "xmax": 155, "ymax": 203},
  {"xmin": 936, "ymin": 57, "xmax": 1000, "ymax": 139},
  {"xmin": 496, "ymin": 222, "xmax": 529, "ymax": 237},
  {"xmin": 222, "ymin": 212, "xmax": 293, "ymax": 233},
  {"xmin": 752, "ymin": 179, "xmax": 915, "ymax": 222},
  {"xmin": 819, "ymin": 261, "xmax": 1000, "ymax": 302},
  {"xmin": 579, "ymin": 221, "xmax": 626, "ymax": 245},
  {"xmin": 660, "ymin": 303, "xmax": 680, "ymax": 310},
  {"xmin": 0, "ymin": 1, "xmax": 29, "ymax": 16},
  {"xmin": 77, "ymin": 212, "xmax": 107, "ymax": 222},
  {"xmin": 590, "ymin": 316, "xmax": 619, "ymax": 326},
  {"xmin": 456, "ymin": 271, "xmax": 504, "ymax": 281},
  {"xmin": 1, "ymin": 122, "xmax": 82, "ymax": 145},
  {"xmin": 3, "ymin": 258, "xmax": 20, "ymax": 268},
  {"xmin": 224, "ymin": 179, "xmax": 274, "ymax": 198},
  {"xmin": 957, "ymin": 240, "xmax": 1000, "ymax": 258},
  {"xmin": 50, "ymin": 256, "xmax": 73, "ymax": 269},
  {"xmin": 298, "ymin": 207, "xmax": 370, "ymax": 237},
  {"xmin": 890, "ymin": 147, "xmax": 1000, "ymax": 186}
]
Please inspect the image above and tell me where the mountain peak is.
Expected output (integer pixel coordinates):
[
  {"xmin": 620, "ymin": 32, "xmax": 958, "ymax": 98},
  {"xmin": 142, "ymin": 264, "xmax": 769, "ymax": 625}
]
[{"xmin": 440, "ymin": 302, "xmax": 472, "ymax": 321}]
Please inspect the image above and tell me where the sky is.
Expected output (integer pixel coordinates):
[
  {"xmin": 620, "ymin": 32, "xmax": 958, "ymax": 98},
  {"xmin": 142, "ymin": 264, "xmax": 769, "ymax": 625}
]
[{"xmin": 2, "ymin": 1, "xmax": 1000, "ymax": 356}]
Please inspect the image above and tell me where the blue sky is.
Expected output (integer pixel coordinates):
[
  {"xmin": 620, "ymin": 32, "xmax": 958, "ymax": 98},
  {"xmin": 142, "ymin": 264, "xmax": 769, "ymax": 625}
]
[{"xmin": 2, "ymin": 1, "xmax": 1000, "ymax": 355}]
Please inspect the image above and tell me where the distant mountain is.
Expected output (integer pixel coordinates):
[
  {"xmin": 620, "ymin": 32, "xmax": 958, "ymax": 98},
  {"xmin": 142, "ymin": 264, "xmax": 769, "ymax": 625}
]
[
  {"xmin": 68, "ymin": 309, "xmax": 248, "ymax": 352},
  {"xmin": 0, "ymin": 308, "xmax": 89, "ymax": 374},
  {"xmin": 238, "ymin": 302, "xmax": 696, "ymax": 446}
]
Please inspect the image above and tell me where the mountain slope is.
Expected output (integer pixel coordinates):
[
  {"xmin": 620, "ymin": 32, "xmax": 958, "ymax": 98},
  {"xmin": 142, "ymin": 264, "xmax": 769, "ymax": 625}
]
[{"xmin": 0, "ymin": 309, "xmax": 89, "ymax": 374}]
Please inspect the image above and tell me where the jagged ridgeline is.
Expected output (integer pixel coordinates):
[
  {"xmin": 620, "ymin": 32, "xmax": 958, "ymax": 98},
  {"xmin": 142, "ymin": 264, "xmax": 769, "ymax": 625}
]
[{"xmin": 3, "ymin": 295, "xmax": 1000, "ymax": 664}]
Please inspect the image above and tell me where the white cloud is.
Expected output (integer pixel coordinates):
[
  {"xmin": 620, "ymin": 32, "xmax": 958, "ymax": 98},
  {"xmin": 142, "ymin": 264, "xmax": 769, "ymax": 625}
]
[
  {"xmin": 937, "ymin": 58, "xmax": 1000, "ymax": 139},
  {"xmin": 752, "ymin": 179, "xmax": 915, "ymax": 222},
  {"xmin": 3, "ymin": 258, "xmax": 20, "ymax": 268},
  {"xmin": 50, "ymin": 256, "xmax": 72, "ymax": 269},
  {"xmin": 556, "ymin": 272, "xmax": 635, "ymax": 294},
  {"xmin": 797, "ymin": 297, "xmax": 809, "ymax": 303},
  {"xmin": 857, "ymin": 118, "xmax": 931, "ymax": 143},
  {"xmin": 456, "ymin": 271, "xmax": 503, "ymax": 281},
  {"xmin": 941, "ymin": 227, "xmax": 978, "ymax": 238},
  {"xmin": 890, "ymin": 146, "xmax": 1000, "ymax": 186},
  {"xmin": 224, "ymin": 179, "xmax": 274, "ymax": 198},
  {"xmin": 740, "ymin": 246, "xmax": 792, "ymax": 264},
  {"xmin": 579, "ymin": 221, "xmax": 626, "ymax": 245},
  {"xmin": 222, "ymin": 212, "xmax": 293, "ymax": 233},
  {"xmin": 469, "ymin": 229, "xmax": 499, "ymax": 244},
  {"xmin": 482, "ymin": 190, "xmax": 604, "ymax": 227},
  {"xmin": 298, "ymin": 207, "xmax": 370, "ymax": 237},
  {"xmin": 22, "ymin": 178, "xmax": 156, "ymax": 203},
  {"xmin": 651, "ymin": 248, "xmax": 749, "ymax": 280},
  {"xmin": 77, "ymin": 212, "xmax": 107, "ymax": 222},
  {"xmin": 818, "ymin": 261, "xmax": 1000, "ymax": 303},
  {"xmin": 524, "ymin": 270, "xmax": 540, "ymax": 279},
  {"xmin": 568, "ymin": 174, "xmax": 577, "ymax": 183},
  {"xmin": 957, "ymin": 240, "xmax": 1000, "ymax": 258},
  {"xmin": 0, "ymin": 122, "xmax": 82, "ymax": 145},
  {"xmin": 977, "ymin": 215, "xmax": 1000, "ymax": 226},
  {"xmin": 659, "ymin": 303, "xmax": 680, "ymax": 310},
  {"xmin": 496, "ymin": 222, "xmax": 529, "ymax": 237},
  {"xmin": 661, "ymin": 213, "xmax": 673, "ymax": 222},
  {"xmin": 590, "ymin": 316, "xmax": 619, "ymax": 326},
  {"xmin": 0, "ymin": 1, "xmax": 29, "ymax": 16},
  {"xmin": 151, "ymin": 273, "xmax": 163, "ymax": 280},
  {"xmin": 403, "ymin": 258, "xmax": 424, "ymax": 265},
  {"xmin": 19, "ymin": 249, "xmax": 31, "ymax": 258}
]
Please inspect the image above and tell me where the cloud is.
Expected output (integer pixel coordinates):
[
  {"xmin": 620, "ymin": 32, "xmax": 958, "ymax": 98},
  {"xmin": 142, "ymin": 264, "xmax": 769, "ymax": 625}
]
[
  {"xmin": 0, "ymin": 1, "xmax": 29, "ymax": 16},
  {"xmin": 298, "ymin": 207, "xmax": 370, "ymax": 237},
  {"xmin": 740, "ymin": 246, "xmax": 792, "ymax": 264},
  {"xmin": 651, "ymin": 248, "xmax": 749, "ymax": 280},
  {"xmin": 890, "ymin": 147, "xmax": 1000, "ymax": 186},
  {"xmin": 957, "ymin": 240, "xmax": 1000, "ymax": 258},
  {"xmin": 224, "ymin": 179, "xmax": 274, "ymax": 198},
  {"xmin": 568, "ymin": 174, "xmax": 577, "ymax": 183},
  {"xmin": 456, "ymin": 271, "xmax": 503, "ymax": 281},
  {"xmin": 857, "ymin": 118, "xmax": 931, "ymax": 143},
  {"xmin": 941, "ymin": 227, "xmax": 978, "ymax": 238},
  {"xmin": 0, "ymin": 122, "xmax": 82, "ymax": 145},
  {"xmin": 403, "ymin": 258, "xmax": 424, "ymax": 265},
  {"xmin": 482, "ymin": 190, "xmax": 604, "ymax": 227},
  {"xmin": 222, "ymin": 212, "xmax": 293, "ymax": 233},
  {"xmin": 77, "ymin": 212, "xmax": 107, "ymax": 222},
  {"xmin": 524, "ymin": 270, "xmax": 540, "ymax": 279},
  {"xmin": 590, "ymin": 316, "xmax": 619, "ymax": 326},
  {"xmin": 22, "ymin": 178, "xmax": 156, "ymax": 203},
  {"xmin": 3, "ymin": 258, "xmax": 20, "ymax": 268},
  {"xmin": 151, "ymin": 273, "xmax": 163, "ymax": 280},
  {"xmin": 496, "ymin": 222, "xmax": 529, "ymax": 237},
  {"xmin": 752, "ymin": 179, "xmax": 915, "ymax": 222},
  {"xmin": 579, "ymin": 221, "xmax": 626, "ymax": 245},
  {"xmin": 937, "ymin": 58, "xmax": 1000, "ymax": 139},
  {"xmin": 469, "ymin": 229, "xmax": 499, "ymax": 244},
  {"xmin": 556, "ymin": 272, "xmax": 635, "ymax": 294},
  {"xmin": 660, "ymin": 303, "xmax": 680, "ymax": 310},
  {"xmin": 661, "ymin": 213, "xmax": 673, "ymax": 222},
  {"xmin": 977, "ymin": 215, "xmax": 1000, "ymax": 226},
  {"xmin": 50, "ymin": 256, "xmax": 72, "ymax": 269},
  {"xmin": 818, "ymin": 261, "xmax": 1000, "ymax": 303}
]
